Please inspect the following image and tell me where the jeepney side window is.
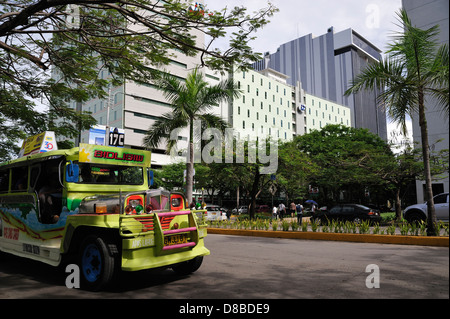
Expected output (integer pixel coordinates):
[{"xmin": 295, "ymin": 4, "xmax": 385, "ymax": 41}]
[
  {"xmin": 11, "ymin": 166, "xmax": 28, "ymax": 191},
  {"xmin": 30, "ymin": 166, "xmax": 41, "ymax": 191},
  {"xmin": 0, "ymin": 169, "xmax": 9, "ymax": 192}
]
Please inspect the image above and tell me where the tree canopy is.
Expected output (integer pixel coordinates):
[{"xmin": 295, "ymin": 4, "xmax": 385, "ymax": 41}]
[{"xmin": 0, "ymin": 0, "xmax": 278, "ymax": 160}]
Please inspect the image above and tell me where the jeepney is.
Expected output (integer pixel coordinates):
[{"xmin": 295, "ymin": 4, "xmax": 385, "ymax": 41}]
[{"xmin": 0, "ymin": 143, "xmax": 209, "ymax": 290}]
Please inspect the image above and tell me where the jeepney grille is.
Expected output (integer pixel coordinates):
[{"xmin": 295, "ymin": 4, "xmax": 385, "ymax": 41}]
[{"xmin": 134, "ymin": 216, "xmax": 174, "ymax": 232}]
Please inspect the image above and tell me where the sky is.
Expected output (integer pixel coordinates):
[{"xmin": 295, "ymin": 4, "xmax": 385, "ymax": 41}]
[
  {"xmin": 207, "ymin": 0, "xmax": 403, "ymax": 54},
  {"xmin": 206, "ymin": 0, "xmax": 411, "ymax": 145}
]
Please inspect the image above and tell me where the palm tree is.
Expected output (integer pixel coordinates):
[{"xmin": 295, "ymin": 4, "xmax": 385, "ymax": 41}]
[
  {"xmin": 143, "ymin": 68, "xmax": 241, "ymax": 203},
  {"xmin": 345, "ymin": 9, "xmax": 449, "ymax": 235}
]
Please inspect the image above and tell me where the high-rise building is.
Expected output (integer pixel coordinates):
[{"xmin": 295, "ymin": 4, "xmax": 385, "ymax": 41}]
[
  {"xmin": 229, "ymin": 66, "xmax": 351, "ymax": 142},
  {"xmin": 230, "ymin": 67, "xmax": 297, "ymax": 142},
  {"xmin": 253, "ymin": 27, "xmax": 387, "ymax": 141},
  {"xmin": 403, "ymin": 0, "xmax": 449, "ymax": 201}
]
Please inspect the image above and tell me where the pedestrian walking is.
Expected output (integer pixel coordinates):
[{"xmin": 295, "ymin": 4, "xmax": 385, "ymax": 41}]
[
  {"xmin": 278, "ymin": 202, "xmax": 286, "ymax": 219},
  {"xmin": 272, "ymin": 205, "xmax": 278, "ymax": 219},
  {"xmin": 290, "ymin": 202, "xmax": 296, "ymax": 218},
  {"xmin": 296, "ymin": 202, "xmax": 303, "ymax": 225}
]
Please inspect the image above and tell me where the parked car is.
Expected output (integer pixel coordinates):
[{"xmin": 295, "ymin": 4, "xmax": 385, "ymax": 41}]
[
  {"xmin": 204, "ymin": 204, "xmax": 227, "ymax": 221},
  {"xmin": 311, "ymin": 204, "xmax": 382, "ymax": 224},
  {"xmin": 256, "ymin": 205, "xmax": 271, "ymax": 213},
  {"xmin": 403, "ymin": 192, "xmax": 449, "ymax": 223},
  {"xmin": 219, "ymin": 207, "xmax": 231, "ymax": 219},
  {"xmin": 232, "ymin": 206, "xmax": 248, "ymax": 215}
]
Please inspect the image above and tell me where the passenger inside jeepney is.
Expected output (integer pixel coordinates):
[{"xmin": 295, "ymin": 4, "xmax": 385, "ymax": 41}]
[
  {"xmin": 38, "ymin": 172, "xmax": 62, "ymax": 224},
  {"xmin": 11, "ymin": 167, "xmax": 28, "ymax": 191},
  {"xmin": 80, "ymin": 166, "xmax": 94, "ymax": 183}
]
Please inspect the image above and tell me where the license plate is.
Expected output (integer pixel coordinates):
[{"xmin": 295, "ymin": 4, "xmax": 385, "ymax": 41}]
[{"xmin": 164, "ymin": 234, "xmax": 188, "ymax": 246}]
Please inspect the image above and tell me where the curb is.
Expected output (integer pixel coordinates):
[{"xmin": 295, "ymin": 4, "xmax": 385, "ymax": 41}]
[{"xmin": 207, "ymin": 228, "xmax": 449, "ymax": 247}]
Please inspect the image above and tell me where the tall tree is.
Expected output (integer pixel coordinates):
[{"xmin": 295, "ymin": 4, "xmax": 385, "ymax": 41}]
[
  {"xmin": 0, "ymin": 0, "xmax": 277, "ymax": 159},
  {"xmin": 143, "ymin": 68, "xmax": 240, "ymax": 202},
  {"xmin": 345, "ymin": 9, "xmax": 449, "ymax": 235}
]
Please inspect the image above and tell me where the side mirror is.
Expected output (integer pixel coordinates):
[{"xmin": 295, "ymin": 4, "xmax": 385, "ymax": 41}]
[
  {"xmin": 66, "ymin": 161, "xmax": 79, "ymax": 183},
  {"xmin": 148, "ymin": 170, "xmax": 154, "ymax": 187}
]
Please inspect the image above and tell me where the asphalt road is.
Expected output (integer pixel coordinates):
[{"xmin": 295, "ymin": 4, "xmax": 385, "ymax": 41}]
[{"xmin": 0, "ymin": 234, "xmax": 448, "ymax": 300}]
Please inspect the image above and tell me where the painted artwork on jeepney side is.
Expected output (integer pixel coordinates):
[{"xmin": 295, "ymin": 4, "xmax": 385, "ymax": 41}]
[{"xmin": 0, "ymin": 205, "xmax": 77, "ymax": 241}]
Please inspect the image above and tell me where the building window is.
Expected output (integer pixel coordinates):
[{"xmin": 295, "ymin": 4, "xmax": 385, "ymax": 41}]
[{"xmin": 114, "ymin": 93, "xmax": 121, "ymax": 104}]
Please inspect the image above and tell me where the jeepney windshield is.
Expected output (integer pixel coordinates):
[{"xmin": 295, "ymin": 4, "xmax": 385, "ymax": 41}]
[{"xmin": 77, "ymin": 163, "xmax": 143, "ymax": 185}]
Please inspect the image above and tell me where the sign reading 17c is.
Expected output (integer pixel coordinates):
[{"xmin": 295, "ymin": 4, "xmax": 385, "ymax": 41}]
[{"xmin": 109, "ymin": 127, "xmax": 125, "ymax": 147}]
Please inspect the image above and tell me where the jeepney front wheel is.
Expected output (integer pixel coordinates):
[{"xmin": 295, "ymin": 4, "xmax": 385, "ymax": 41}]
[
  {"xmin": 79, "ymin": 235, "xmax": 118, "ymax": 291},
  {"xmin": 172, "ymin": 256, "xmax": 203, "ymax": 276}
]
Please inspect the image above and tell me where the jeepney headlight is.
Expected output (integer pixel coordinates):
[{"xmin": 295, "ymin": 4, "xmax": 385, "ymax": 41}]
[{"xmin": 94, "ymin": 203, "xmax": 107, "ymax": 214}]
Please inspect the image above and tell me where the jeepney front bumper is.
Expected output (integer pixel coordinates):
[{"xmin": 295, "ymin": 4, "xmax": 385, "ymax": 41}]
[{"xmin": 119, "ymin": 210, "xmax": 210, "ymax": 271}]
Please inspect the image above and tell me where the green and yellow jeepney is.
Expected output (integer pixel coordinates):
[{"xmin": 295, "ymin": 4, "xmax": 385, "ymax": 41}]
[{"xmin": 0, "ymin": 143, "xmax": 209, "ymax": 290}]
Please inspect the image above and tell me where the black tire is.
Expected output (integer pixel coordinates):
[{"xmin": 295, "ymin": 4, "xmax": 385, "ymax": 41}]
[
  {"xmin": 172, "ymin": 256, "xmax": 203, "ymax": 276},
  {"xmin": 79, "ymin": 235, "xmax": 118, "ymax": 291},
  {"xmin": 407, "ymin": 211, "xmax": 426, "ymax": 225}
]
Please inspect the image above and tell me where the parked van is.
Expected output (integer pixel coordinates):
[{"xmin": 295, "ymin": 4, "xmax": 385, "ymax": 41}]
[{"xmin": 204, "ymin": 204, "xmax": 227, "ymax": 221}]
